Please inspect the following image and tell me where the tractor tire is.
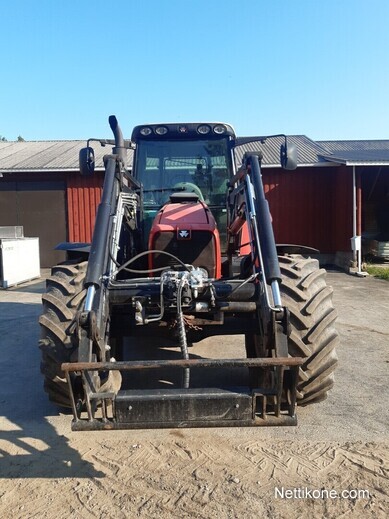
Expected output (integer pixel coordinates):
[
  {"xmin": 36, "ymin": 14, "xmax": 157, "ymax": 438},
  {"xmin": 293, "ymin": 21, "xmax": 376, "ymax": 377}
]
[
  {"xmin": 279, "ymin": 255, "xmax": 339, "ymax": 405},
  {"xmin": 39, "ymin": 261, "xmax": 87, "ymax": 408}
]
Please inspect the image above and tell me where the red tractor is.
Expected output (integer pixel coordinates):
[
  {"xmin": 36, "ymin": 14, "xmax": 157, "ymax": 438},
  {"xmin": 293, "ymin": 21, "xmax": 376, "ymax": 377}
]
[{"xmin": 39, "ymin": 117, "xmax": 338, "ymax": 429}]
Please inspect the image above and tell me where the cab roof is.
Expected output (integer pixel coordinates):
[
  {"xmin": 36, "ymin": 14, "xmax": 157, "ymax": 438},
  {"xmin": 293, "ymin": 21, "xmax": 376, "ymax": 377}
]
[{"xmin": 131, "ymin": 123, "xmax": 236, "ymax": 142}]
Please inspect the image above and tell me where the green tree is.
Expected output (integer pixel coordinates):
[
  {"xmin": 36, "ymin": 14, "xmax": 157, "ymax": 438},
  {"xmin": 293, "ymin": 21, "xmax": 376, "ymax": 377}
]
[
  {"xmin": 0, "ymin": 136, "xmax": 7, "ymax": 142},
  {"xmin": 17, "ymin": 135, "xmax": 25, "ymax": 142}
]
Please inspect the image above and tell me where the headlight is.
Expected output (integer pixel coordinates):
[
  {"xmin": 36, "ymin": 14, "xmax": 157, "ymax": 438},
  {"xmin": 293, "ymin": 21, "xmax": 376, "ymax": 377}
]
[
  {"xmin": 155, "ymin": 126, "xmax": 168, "ymax": 135},
  {"xmin": 140, "ymin": 127, "xmax": 152, "ymax": 136},
  {"xmin": 197, "ymin": 124, "xmax": 211, "ymax": 135},
  {"xmin": 213, "ymin": 124, "xmax": 226, "ymax": 135}
]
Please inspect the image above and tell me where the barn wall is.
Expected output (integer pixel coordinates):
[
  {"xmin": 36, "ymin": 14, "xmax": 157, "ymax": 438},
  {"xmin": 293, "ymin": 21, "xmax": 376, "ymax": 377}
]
[
  {"xmin": 65, "ymin": 167, "xmax": 353, "ymax": 257},
  {"xmin": 66, "ymin": 172, "xmax": 104, "ymax": 242},
  {"xmin": 262, "ymin": 166, "xmax": 352, "ymax": 254},
  {"xmin": 0, "ymin": 165, "xmax": 354, "ymax": 266},
  {"xmin": 331, "ymin": 166, "xmax": 353, "ymax": 251},
  {"xmin": 0, "ymin": 171, "xmax": 67, "ymax": 266}
]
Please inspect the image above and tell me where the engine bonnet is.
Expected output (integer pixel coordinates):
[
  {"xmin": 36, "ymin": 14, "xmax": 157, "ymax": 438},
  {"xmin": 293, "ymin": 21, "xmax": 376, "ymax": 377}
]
[{"xmin": 148, "ymin": 200, "xmax": 221, "ymax": 278}]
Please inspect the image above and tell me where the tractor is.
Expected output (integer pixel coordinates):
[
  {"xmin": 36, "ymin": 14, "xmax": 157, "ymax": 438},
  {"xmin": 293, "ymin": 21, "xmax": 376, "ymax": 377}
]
[{"xmin": 39, "ymin": 116, "xmax": 338, "ymax": 429}]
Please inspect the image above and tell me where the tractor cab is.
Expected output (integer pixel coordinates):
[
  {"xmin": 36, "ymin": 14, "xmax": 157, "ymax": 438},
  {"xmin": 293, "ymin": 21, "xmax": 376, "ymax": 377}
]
[{"xmin": 131, "ymin": 123, "xmax": 236, "ymax": 251}]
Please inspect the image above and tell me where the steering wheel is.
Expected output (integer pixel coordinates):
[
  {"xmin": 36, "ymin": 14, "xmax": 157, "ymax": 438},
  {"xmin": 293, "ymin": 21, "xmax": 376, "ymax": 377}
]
[{"xmin": 173, "ymin": 182, "xmax": 205, "ymax": 202}]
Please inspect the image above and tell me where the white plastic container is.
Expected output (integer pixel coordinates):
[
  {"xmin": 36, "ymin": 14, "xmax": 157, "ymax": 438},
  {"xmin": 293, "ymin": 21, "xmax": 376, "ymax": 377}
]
[{"xmin": 0, "ymin": 238, "xmax": 40, "ymax": 288}]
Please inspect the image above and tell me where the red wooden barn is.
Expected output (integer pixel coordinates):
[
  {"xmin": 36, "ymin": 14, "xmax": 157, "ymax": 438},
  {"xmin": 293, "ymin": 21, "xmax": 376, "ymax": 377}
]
[{"xmin": 1, "ymin": 135, "xmax": 388, "ymax": 267}]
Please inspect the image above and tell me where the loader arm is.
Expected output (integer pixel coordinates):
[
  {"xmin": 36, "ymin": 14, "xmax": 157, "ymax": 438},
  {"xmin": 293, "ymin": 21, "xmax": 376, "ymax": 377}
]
[{"xmin": 226, "ymin": 153, "xmax": 293, "ymax": 358}]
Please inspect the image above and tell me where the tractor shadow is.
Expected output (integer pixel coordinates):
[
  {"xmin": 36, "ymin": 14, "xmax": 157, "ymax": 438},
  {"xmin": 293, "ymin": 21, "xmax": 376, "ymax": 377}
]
[
  {"xmin": 121, "ymin": 334, "xmax": 249, "ymax": 390},
  {"xmin": 0, "ymin": 292, "xmax": 103, "ymax": 479}
]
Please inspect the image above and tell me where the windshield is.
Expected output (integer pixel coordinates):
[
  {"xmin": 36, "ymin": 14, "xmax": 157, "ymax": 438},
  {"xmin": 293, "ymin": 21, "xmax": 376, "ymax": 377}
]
[{"xmin": 133, "ymin": 139, "xmax": 232, "ymax": 207}]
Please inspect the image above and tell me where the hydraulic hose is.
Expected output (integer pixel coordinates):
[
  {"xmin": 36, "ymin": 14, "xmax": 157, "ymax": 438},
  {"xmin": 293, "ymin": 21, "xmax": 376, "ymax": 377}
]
[
  {"xmin": 177, "ymin": 277, "xmax": 190, "ymax": 389},
  {"xmin": 114, "ymin": 249, "xmax": 192, "ymax": 276}
]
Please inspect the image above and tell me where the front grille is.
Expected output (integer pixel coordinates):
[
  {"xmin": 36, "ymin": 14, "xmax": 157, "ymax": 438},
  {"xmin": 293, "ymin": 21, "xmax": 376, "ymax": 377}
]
[{"xmin": 151, "ymin": 231, "xmax": 216, "ymax": 277}]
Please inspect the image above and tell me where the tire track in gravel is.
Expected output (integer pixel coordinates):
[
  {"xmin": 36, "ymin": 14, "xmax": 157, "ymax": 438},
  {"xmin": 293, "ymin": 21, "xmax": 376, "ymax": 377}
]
[
  {"xmin": 82, "ymin": 437, "xmax": 389, "ymax": 488},
  {"xmin": 77, "ymin": 438, "xmax": 388, "ymax": 517},
  {"xmin": 1, "ymin": 438, "xmax": 388, "ymax": 519}
]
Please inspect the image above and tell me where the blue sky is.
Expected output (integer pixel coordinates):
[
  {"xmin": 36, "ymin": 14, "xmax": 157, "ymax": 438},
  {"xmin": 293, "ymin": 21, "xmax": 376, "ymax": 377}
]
[{"xmin": 1, "ymin": 0, "xmax": 388, "ymax": 141}]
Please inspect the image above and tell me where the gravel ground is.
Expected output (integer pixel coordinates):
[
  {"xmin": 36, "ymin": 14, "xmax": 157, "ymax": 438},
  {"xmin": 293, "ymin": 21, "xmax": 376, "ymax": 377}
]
[{"xmin": 0, "ymin": 269, "xmax": 388, "ymax": 518}]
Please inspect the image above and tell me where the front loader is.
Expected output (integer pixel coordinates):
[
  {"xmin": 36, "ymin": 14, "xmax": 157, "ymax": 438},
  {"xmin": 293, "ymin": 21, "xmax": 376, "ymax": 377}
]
[{"xmin": 39, "ymin": 117, "xmax": 338, "ymax": 430}]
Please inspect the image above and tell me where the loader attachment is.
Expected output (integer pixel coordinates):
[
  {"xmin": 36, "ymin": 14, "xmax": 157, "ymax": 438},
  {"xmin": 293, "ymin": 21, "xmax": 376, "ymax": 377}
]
[{"xmin": 62, "ymin": 356, "xmax": 304, "ymax": 430}]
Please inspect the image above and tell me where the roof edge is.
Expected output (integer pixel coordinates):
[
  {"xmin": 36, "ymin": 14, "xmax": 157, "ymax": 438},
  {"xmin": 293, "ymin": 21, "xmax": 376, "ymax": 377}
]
[{"xmin": 0, "ymin": 167, "xmax": 106, "ymax": 174}]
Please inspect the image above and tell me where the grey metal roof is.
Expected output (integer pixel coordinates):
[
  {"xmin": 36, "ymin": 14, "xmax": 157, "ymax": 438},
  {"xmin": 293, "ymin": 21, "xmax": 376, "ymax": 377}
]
[
  {"xmin": 2, "ymin": 136, "xmax": 389, "ymax": 173},
  {"xmin": 1, "ymin": 136, "xmax": 328, "ymax": 172},
  {"xmin": 0, "ymin": 141, "xmax": 134, "ymax": 173},
  {"xmin": 317, "ymin": 140, "xmax": 389, "ymax": 166},
  {"xmin": 235, "ymin": 135, "xmax": 331, "ymax": 168}
]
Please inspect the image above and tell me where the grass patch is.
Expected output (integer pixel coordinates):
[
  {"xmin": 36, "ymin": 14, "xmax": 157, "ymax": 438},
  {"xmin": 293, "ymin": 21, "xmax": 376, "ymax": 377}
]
[{"xmin": 364, "ymin": 265, "xmax": 389, "ymax": 280}]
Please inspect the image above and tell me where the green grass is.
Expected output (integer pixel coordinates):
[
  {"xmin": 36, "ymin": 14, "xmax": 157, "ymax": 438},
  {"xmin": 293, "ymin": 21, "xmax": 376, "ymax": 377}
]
[{"xmin": 364, "ymin": 265, "xmax": 389, "ymax": 280}]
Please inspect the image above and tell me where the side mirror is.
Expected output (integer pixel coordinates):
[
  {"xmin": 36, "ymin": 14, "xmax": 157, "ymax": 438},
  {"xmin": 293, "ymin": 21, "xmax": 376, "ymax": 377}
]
[
  {"xmin": 280, "ymin": 143, "xmax": 297, "ymax": 170},
  {"xmin": 79, "ymin": 146, "xmax": 95, "ymax": 175}
]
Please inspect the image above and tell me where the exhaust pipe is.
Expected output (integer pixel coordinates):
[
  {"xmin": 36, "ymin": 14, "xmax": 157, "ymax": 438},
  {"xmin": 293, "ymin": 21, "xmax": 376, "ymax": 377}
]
[{"xmin": 109, "ymin": 115, "xmax": 127, "ymax": 167}]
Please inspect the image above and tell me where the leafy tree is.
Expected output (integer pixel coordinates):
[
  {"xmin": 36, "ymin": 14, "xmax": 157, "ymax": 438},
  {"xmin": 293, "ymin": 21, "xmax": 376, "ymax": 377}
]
[{"xmin": 0, "ymin": 135, "xmax": 25, "ymax": 141}]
